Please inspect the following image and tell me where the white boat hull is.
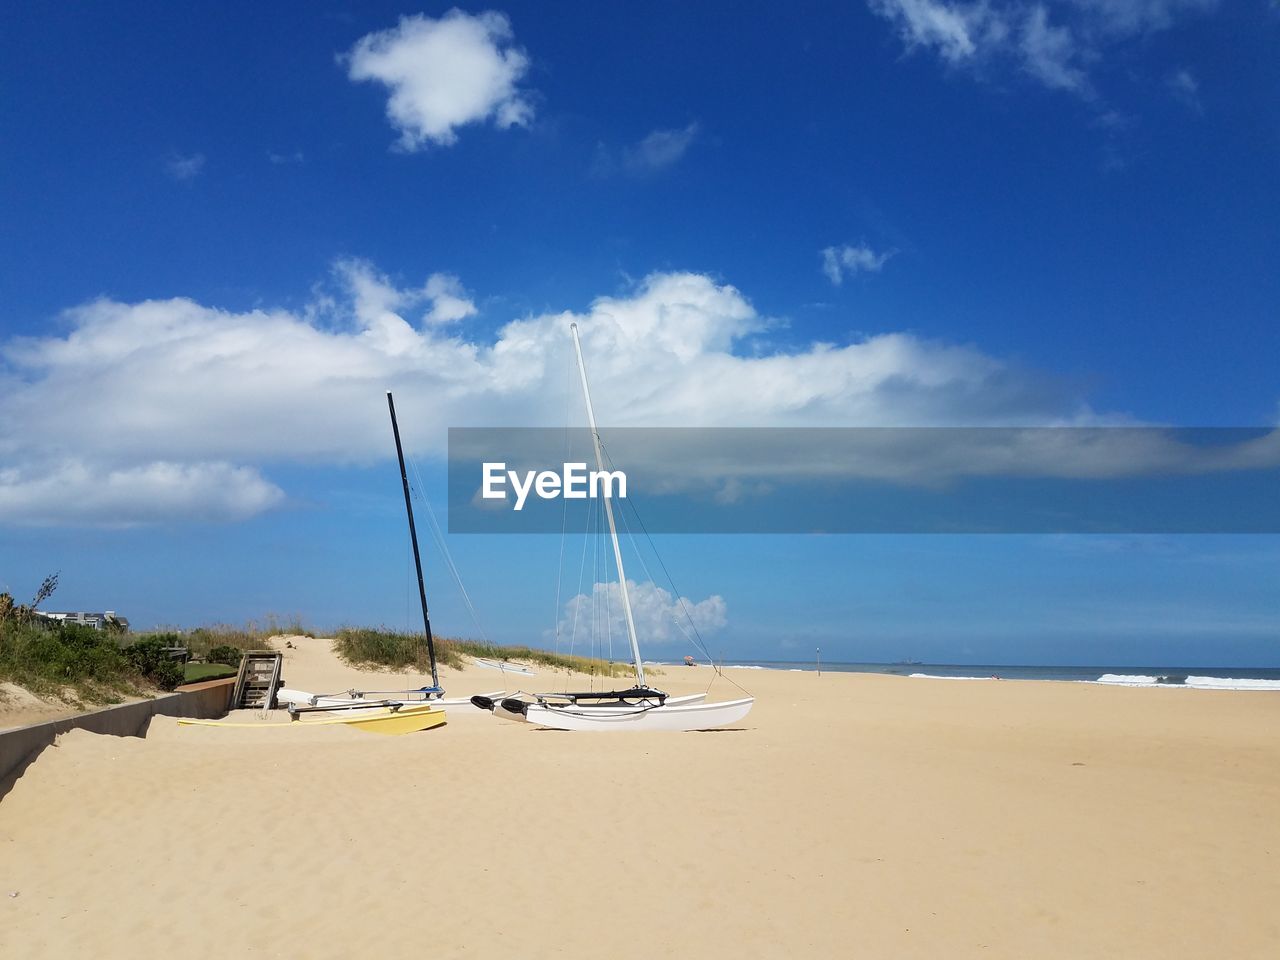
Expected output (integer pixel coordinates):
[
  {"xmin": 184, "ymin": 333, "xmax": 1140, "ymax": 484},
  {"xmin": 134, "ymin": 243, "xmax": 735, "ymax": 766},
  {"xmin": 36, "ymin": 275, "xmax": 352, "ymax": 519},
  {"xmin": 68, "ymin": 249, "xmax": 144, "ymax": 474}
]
[
  {"xmin": 490, "ymin": 691, "xmax": 707, "ymax": 723},
  {"xmin": 524, "ymin": 696, "xmax": 753, "ymax": 732},
  {"xmin": 493, "ymin": 700, "xmax": 530, "ymax": 723},
  {"xmin": 428, "ymin": 693, "xmax": 506, "ymax": 714}
]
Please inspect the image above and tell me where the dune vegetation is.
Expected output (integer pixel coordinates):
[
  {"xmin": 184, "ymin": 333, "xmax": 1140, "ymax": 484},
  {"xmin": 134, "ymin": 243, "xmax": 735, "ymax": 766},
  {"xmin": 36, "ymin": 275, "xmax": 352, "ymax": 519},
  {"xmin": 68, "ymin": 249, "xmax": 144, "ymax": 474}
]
[
  {"xmin": 0, "ymin": 576, "xmax": 309, "ymax": 705},
  {"xmin": 2, "ymin": 575, "xmax": 645, "ymax": 708},
  {"xmin": 333, "ymin": 627, "xmax": 645, "ymax": 679},
  {"xmin": 0, "ymin": 617, "xmax": 171, "ymax": 705}
]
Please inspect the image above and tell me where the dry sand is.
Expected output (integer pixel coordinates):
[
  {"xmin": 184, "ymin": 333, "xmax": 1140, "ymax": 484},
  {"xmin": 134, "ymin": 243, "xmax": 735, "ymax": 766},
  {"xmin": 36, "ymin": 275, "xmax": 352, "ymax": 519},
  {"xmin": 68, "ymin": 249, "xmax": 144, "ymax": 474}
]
[
  {"xmin": 2, "ymin": 636, "xmax": 1278, "ymax": 958},
  {"xmin": 0, "ymin": 683, "xmax": 80, "ymax": 730}
]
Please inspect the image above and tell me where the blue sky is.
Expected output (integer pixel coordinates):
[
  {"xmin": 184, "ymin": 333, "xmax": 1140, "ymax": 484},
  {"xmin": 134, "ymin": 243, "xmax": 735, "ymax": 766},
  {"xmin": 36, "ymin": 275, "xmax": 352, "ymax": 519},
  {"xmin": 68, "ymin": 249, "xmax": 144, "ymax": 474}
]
[{"xmin": 1, "ymin": 2, "xmax": 1277, "ymax": 665}]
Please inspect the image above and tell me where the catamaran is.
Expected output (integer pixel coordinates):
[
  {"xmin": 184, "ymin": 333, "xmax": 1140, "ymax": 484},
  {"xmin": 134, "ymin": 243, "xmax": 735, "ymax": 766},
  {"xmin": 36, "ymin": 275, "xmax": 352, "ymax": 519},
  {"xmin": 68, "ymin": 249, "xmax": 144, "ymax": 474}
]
[{"xmin": 474, "ymin": 323, "xmax": 754, "ymax": 731}]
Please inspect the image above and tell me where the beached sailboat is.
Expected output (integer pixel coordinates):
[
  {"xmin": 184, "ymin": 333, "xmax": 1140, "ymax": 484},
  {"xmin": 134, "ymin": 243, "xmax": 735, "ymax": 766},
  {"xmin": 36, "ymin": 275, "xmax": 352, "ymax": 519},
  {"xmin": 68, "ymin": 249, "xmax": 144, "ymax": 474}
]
[
  {"xmin": 476, "ymin": 324, "xmax": 754, "ymax": 732},
  {"xmin": 179, "ymin": 701, "xmax": 447, "ymax": 736},
  {"xmin": 180, "ymin": 396, "xmax": 450, "ymax": 736},
  {"xmin": 276, "ymin": 686, "xmax": 503, "ymax": 716},
  {"xmin": 274, "ymin": 393, "xmax": 520, "ymax": 719},
  {"xmin": 273, "ymin": 392, "xmax": 454, "ymax": 725}
]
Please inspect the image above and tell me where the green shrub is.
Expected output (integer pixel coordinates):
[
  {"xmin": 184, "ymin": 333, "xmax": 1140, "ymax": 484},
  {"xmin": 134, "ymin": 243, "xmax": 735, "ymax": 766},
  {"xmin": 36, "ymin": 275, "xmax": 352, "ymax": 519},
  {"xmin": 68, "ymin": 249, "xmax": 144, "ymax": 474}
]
[
  {"xmin": 123, "ymin": 637, "xmax": 184, "ymax": 691},
  {"xmin": 206, "ymin": 645, "xmax": 244, "ymax": 667},
  {"xmin": 0, "ymin": 619, "xmax": 150, "ymax": 703}
]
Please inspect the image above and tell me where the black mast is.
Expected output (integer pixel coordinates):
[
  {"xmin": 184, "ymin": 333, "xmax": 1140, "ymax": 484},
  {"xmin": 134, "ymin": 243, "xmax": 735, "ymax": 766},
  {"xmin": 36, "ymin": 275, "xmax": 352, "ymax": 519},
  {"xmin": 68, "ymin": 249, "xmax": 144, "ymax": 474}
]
[{"xmin": 386, "ymin": 391, "xmax": 439, "ymax": 689}]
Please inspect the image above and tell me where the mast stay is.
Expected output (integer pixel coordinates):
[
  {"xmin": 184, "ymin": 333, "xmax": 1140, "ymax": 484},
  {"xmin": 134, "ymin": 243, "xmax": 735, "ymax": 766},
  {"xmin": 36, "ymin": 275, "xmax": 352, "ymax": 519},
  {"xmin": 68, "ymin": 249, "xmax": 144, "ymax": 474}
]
[{"xmin": 570, "ymin": 322, "xmax": 646, "ymax": 687}]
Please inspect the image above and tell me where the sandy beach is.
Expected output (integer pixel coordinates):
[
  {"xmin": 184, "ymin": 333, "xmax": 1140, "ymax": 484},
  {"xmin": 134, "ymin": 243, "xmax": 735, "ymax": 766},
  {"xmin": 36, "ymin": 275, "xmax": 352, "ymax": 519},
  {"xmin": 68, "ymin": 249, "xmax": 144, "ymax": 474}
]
[{"xmin": 2, "ymin": 636, "xmax": 1278, "ymax": 959}]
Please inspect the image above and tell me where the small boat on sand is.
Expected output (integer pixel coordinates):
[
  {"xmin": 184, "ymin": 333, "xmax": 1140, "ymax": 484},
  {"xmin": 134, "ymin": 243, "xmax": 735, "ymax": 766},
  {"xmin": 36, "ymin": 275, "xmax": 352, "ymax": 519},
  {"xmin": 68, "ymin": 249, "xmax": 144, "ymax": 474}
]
[
  {"xmin": 278, "ymin": 687, "xmax": 504, "ymax": 716},
  {"xmin": 178, "ymin": 702, "xmax": 446, "ymax": 735},
  {"xmin": 473, "ymin": 690, "xmax": 709, "ymax": 723}
]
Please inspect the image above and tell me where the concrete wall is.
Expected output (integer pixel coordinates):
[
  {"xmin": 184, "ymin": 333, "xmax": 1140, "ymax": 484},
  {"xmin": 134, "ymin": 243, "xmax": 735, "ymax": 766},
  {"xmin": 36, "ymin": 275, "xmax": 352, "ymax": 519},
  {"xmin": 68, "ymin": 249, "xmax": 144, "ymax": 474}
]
[
  {"xmin": 166, "ymin": 677, "xmax": 238, "ymax": 720},
  {"xmin": 0, "ymin": 678, "xmax": 234, "ymax": 801}
]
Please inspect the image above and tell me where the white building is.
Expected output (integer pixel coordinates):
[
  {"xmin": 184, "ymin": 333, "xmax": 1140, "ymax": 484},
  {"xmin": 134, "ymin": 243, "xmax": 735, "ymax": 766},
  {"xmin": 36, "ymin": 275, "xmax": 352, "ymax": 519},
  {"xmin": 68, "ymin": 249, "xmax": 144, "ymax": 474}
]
[{"xmin": 36, "ymin": 610, "xmax": 130, "ymax": 631}]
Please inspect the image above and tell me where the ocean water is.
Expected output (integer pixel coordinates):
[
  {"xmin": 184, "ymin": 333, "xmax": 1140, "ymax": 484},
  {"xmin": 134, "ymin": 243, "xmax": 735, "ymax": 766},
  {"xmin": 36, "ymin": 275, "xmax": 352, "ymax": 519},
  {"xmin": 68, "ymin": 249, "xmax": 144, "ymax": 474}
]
[{"xmin": 683, "ymin": 661, "xmax": 1280, "ymax": 691}]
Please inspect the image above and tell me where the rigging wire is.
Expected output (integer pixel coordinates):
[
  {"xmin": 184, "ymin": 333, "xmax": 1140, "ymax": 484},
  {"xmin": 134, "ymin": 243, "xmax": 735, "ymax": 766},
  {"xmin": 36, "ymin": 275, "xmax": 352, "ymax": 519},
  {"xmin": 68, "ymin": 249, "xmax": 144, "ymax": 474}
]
[
  {"xmin": 553, "ymin": 346, "xmax": 741, "ymax": 696},
  {"xmin": 406, "ymin": 453, "xmax": 490, "ymax": 645},
  {"xmin": 602, "ymin": 488, "xmax": 615, "ymax": 670},
  {"xmin": 590, "ymin": 492, "xmax": 604, "ymax": 690},
  {"xmin": 599, "ymin": 438, "xmax": 751, "ymax": 697},
  {"xmin": 565, "ymin": 470, "xmax": 593, "ymax": 691},
  {"xmin": 405, "ymin": 528, "xmax": 413, "ymax": 635},
  {"xmin": 552, "ymin": 349, "xmax": 574, "ymax": 660}
]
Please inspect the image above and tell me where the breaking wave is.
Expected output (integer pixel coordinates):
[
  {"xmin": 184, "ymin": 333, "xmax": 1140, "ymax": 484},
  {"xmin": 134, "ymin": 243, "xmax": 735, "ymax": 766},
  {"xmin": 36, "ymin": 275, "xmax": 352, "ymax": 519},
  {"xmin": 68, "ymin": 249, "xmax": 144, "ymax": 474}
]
[
  {"xmin": 909, "ymin": 673, "xmax": 993, "ymax": 681},
  {"xmin": 1094, "ymin": 674, "xmax": 1280, "ymax": 691}
]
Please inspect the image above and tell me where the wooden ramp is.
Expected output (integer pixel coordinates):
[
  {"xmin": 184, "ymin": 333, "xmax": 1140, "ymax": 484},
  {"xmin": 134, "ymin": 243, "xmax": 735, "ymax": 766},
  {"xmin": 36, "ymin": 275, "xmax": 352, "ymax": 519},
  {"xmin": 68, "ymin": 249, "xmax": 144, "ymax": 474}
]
[{"xmin": 230, "ymin": 651, "xmax": 283, "ymax": 710}]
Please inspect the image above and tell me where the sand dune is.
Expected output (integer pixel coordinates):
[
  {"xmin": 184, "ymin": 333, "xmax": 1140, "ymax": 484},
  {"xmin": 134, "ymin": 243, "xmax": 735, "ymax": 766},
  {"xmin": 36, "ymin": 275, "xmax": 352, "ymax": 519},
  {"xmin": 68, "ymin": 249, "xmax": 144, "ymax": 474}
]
[
  {"xmin": 0, "ymin": 683, "xmax": 79, "ymax": 730},
  {"xmin": 2, "ymin": 637, "xmax": 1278, "ymax": 958}
]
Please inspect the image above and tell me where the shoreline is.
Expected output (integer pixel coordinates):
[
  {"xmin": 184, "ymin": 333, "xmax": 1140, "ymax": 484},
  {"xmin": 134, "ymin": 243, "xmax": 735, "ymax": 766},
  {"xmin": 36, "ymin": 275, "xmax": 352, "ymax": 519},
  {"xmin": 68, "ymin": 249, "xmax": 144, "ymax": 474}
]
[{"xmin": 659, "ymin": 659, "xmax": 1280, "ymax": 690}]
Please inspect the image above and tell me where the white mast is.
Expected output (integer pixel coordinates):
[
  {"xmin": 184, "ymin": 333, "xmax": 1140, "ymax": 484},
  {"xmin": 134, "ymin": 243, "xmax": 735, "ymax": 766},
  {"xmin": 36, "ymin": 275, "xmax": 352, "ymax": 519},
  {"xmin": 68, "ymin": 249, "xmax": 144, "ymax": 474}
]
[{"xmin": 570, "ymin": 322, "xmax": 646, "ymax": 687}]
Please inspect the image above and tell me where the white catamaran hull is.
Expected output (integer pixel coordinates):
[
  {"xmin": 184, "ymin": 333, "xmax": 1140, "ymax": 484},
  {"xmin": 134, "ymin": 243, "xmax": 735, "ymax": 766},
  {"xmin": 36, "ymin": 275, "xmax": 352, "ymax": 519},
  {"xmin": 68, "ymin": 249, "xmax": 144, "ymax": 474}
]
[
  {"xmin": 524, "ymin": 696, "xmax": 753, "ymax": 732},
  {"xmin": 491, "ymin": 691, "xmax": 708, "ymax": 723}
]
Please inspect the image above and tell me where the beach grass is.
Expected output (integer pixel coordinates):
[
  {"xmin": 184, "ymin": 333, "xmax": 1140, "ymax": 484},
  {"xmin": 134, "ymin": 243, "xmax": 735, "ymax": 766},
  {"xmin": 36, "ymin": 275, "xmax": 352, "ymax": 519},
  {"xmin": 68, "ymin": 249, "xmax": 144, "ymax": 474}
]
[
  {"xmin": 136, "ymin": 615, "xmax": 313, "ymax": 661},
  {"xmin": 333, "ymin": 627, "xmax": 644, "ymax": 679},
  {"xmin": 0, "ymin": 619, "xmax": 155, "ymax": 704}
]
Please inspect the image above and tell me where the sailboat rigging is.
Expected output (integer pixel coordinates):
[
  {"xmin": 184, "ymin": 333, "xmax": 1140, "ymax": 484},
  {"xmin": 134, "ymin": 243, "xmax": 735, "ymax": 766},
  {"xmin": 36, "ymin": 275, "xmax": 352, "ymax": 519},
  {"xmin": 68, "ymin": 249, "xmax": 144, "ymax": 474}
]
[
  {"xmin": 275, "ymin": 391, "xmax": 501, "ymax": 721},
  {"xmin": 388, "ymin": 389, "xmax": 440, "ymax": 693},
  {"xmin": 474, "ymin": 324, "xmax": 754, "ymax": 731}
]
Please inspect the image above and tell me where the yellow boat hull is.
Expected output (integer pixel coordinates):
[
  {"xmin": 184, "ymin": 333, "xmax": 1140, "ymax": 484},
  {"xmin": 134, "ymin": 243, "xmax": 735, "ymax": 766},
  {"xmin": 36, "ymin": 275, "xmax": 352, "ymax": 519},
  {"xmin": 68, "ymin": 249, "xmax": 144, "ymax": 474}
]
[{"xmin": 178, "ymin": 704, "xmax": 447, "ymax": 736}]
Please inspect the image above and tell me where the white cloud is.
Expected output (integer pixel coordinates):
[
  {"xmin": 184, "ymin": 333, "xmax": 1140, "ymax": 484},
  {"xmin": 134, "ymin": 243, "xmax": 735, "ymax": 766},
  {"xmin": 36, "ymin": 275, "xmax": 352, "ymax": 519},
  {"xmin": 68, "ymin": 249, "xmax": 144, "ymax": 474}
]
[
  {"xmin": 613, "ymin": 427, "xmax": 1280, "ymax": 492},
  {"xmin": 1071, "ymin": 0, "xmax": 1218, "ymax": 36},
  {"xmin": 423, "ymin": 273, "xmax": 477, "ymax": 324},
  {"xmin": 164, "ymin": 152, "xmax": 205, "ymax": 181},
  {"xmin": 1166, "ymin": 67, "xmax": 1202, "ymax": 112},
  {"xmin": 867, "ymin": 0, "xmax": 1217, "ymax": 97},
  {"xmin": 1020, "ymin": 4, "xmax": 1090, "ymax": 92},
  {"xmin": 868, "ymin": 0, "xmax": 985, "ymax": 62},
  {"xmin": 345, "ymin": 9, "xmax": 534, "ymax": 150},
  {"xmin": 592, "ymin": 123, "xmax": 701, "ymax": 177},
  {"xmin": 329, "ymin": 258, "xmax": 475, "ymax": 330},
  {"xmin": 0, "ymin": 263, "xmax": 1096, "ymax": 526},
  {"xmin": 624, "ymin": 122, "xmax": 700, "ymax": 173},
  {"xmin": 822, "ymin": 244, "xmax": 896, "ymax": 285},
  {"xmin": 267, "ymin": 150, "xmax": 305, "ymax": 165},
  {"xmin": 557, "ymin": 580, "xmax": 727, "ymax": 650},
  {"xmin": 0, "ymin": 461, "xmax": 282, "ymax": 527}
]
